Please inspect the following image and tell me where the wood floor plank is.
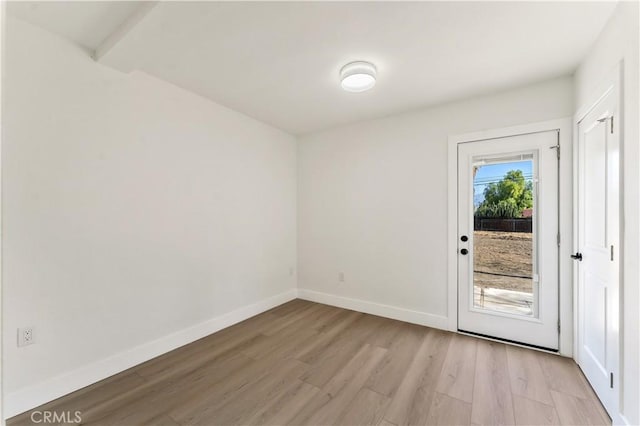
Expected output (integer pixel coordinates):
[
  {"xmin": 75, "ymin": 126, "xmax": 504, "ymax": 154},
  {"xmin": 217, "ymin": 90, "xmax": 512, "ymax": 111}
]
[
  {"xmin": 142, "ymin": 414, "xmax": 180, "ymax": 426},
  {"xmin": 262, "ymin": 302, "xmax": 325, "ymax": 336},
  {"xmin": 550, "ymin": 390, "xmax": 609, "ymax": 425},
  {"xmin": 131, "ymin": 304, "xmax": 281, "ymax": 379},
  {"xmin": 471, "ymin": 339, "xmax": 515, "ymax": 426},
  {"xmin": 383, "ymin": 328, "xmax": 452, "ymax": 426},
  {"xmin": 313, "ymin": 305, "xmax": 355, "ymax": 333},
  {"xmin": 7, "ymin": 300, "xmax": 611, "ymax": 426},
  {"xmin": 193, "ymin": 359, "xmax": 309, "ymax": 425},
  {"xmin": 507, "ymin": 344, "xmax": 554, "ymax": 405},
  {"xmin": 436, "ymin": 333, "xmax": 477, "ymax": 403},
  {"xmin": 512, "ymin": 395, "xmax": 560, "ymax": 425},
  {"xmin": 284, "ymin": 390, "xmax": 333, "ymax": 425},
  {"xmin": 308, "ymin": 344, "xmax": 387, "ymax": 425},
  {"xmin": 135, "ymin": 331, "xmax": 267, "ymax": 380},
  {"xmin": 6, "ymin": 372, "xmax": 147, "ymax": 426},
  {"xmin": 241, "ymin": 324, "xmax": 318, "ymax": 360},
  {"xmin": 244, "ymin": 380, "xmax": 322, "ymax": 426},
  {"xmin": 170, "ymin": 355, "xmax": 306, "ymax": 425},
  {"xmin": 574, "ymin": 367, "xmax": 612, "ymax": 424},
  {"xmin": 302, "ymin": 344, "xmax": 387, "ymax": 425},
  {"xmin": 139, "ymin": 353, "xmax": 255, "ymax": 413},
  {"xmin": 365, "ymin": 323, "xmax": 426, "ymax": 397},
  {"xmin": 360, "ymin": 315, "xmax": 405, "ymax": 349},
  {"xmin": 303, "ymin": 339, "xmax": 368, "ymax": 389},
  {"xmin": 81, "ymin": 397, "xmax": 170, "ymax": 426},
  {"xmin": 296, "ymin": 303, "xmax": 343, "ymax": 332},
  {"xmin": 336, "ymin": 387, "xmax": 390, "ymax": 426},
  {"xmin": 323, "ymin": 344, "xmax": 387, "ymax": 397},
  {"xmin": 299, "ymin": 315, "xmax": 382, "ymax": 388},
  {"xmin": 426, "ymin": 392, "xmax": 472, "ymax": 426},
  {"xmin": 266, "ymin": 299, "xmax": 309, "ymax": 317},
  {"xmin": 79, "ymin": 353, "xmax": 254, "ymax": 425},
  {"xmin": 538, "ymin": 352, "xmax": 592, "ymax": 399},
  {"xmin": 295, "ymin": 310, "xmax": 362, "ymax": 364}
]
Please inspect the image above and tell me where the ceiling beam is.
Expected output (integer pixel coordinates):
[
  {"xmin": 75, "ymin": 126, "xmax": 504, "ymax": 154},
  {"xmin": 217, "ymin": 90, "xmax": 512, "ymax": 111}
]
[{"xmin": 93, "ymin": 1, "xmax": 158, "ymax": 68}]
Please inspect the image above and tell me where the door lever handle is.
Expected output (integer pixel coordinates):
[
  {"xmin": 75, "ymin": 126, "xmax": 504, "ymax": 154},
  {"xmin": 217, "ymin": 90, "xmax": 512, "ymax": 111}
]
[{"xmin": 571, "ymin": 252, "xmax": 583, "ymax": 261}]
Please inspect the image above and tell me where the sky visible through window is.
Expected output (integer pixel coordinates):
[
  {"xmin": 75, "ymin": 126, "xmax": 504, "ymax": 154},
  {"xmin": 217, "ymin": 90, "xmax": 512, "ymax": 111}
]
[{"xmin": 474, "ymin": 160, "xmax": 533, "ymax": 207}]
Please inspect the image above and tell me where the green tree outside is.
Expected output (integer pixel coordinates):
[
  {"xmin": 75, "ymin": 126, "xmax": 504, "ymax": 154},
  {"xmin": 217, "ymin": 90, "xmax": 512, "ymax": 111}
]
[{"xmin": 475, "ymin": 170, "xmax": 533, "ymax": 218}]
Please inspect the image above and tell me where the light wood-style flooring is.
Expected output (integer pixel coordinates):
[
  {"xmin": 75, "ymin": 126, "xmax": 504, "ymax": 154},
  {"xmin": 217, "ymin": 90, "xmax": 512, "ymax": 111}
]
[{"xmin": 8, "ymin": 299, "xmax": 610, "ymax": 426}]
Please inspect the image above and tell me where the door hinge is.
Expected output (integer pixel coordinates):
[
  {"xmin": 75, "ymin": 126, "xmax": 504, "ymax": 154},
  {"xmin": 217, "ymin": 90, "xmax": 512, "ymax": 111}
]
[
  {"xmin": 550, "ymin": 144, "xmax": 560, "ymax": 159},
  {"xmin": 611, "ymin": 116, "xmax": 614, "ymax": 134},
  {"xmin": 611, "ymin": 245, "xmax": 614, "ymax": 261},
  {"xmin": 557, "ymin": 232, "xmax": 561, "ymax": 247},
  {"xmin": 597, "ymin": 114, "xmax": 614, "ymax": 134},
  {"xmin": 557, "ymin": 320, "xmax": 561, "ymax": 333},
  {"xmin": 610, "ymin": 372, "xmax": 614, "ymax": 388}
]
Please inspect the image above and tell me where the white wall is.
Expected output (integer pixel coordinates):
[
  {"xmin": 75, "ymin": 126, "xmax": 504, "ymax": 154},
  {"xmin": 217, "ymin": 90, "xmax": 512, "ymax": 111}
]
[
  {"xmin": 575, "ymin": 2, "xmax": 640, "ymax": 424},
  {"xmin": 298, "ymin": 77, "xmax": 574, "ymax": 326},
  {"xmin": 3, "ymin": 17, "xmax": 297, "ymax": 416}
]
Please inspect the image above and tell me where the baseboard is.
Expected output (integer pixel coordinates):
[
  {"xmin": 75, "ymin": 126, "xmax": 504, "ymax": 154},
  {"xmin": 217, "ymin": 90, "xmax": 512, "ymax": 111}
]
[
  {"xmin": 615, "ymin": 412, "xmax": 629, "ymax": 426},
  {"xmin": 4, "ymin": 288, "xmax": 297, "ymax": 419},
  {"xmin": 297, "ymin": 288, "xmax": 449, "ymax": 330}
]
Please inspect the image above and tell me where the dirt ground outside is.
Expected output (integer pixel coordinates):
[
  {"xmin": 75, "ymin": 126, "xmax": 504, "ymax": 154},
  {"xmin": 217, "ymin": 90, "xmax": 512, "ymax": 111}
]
[{"xmin": 473, "ymin": 230, "xmax": 533, "ymax": 293}]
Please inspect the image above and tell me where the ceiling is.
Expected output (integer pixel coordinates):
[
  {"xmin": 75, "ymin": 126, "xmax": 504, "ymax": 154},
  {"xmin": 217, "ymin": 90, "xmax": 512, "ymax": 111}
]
[
  {"xmin": 9, "ymin": 1, "xmax": 616, "ymax": 135},
  {"xmin": 8, "ymin": 1, "xmax": 141, "ymax": 51}
]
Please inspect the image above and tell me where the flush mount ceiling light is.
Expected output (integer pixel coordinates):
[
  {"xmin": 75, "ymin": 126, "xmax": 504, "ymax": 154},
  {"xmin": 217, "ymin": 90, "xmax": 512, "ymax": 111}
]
[{"xmin": 340, "ymin": 61, "xmax": 377, "ymax": 93}]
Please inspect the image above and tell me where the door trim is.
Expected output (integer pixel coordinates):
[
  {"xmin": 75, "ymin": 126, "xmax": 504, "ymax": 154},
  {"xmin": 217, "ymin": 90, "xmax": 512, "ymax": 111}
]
[{"xmin": 447, "ymin": 118, "xmax": 573, "ymax": 356}]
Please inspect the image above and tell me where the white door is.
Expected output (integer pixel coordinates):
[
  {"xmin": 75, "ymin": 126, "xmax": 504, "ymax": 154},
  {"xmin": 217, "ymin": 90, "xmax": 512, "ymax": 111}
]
[
  {"xmin": 458, "ymin": 131, "xmax": 559, "ymax": 350},
  {"xmin": 576, "ymin": 82, "xmax": 619, "ymax": 416}
]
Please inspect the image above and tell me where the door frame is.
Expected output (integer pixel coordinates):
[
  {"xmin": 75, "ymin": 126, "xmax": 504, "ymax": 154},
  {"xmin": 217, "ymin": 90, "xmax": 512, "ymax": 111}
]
[
  {"xmin": 573, "ymin": 64, "xmax": 622, "ymax": 423},
  {"xmin": 447, "ymin": 118, "xmax": 573, "ymax": 356}
]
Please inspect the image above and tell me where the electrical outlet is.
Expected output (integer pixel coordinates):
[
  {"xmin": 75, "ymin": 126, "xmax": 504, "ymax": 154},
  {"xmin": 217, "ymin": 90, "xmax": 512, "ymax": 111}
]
[
  {"xmin": 339, "ymin": 272, "xmax": 345, "ymax": 282},
  {"xmin": 18, "ymin": 327, "xmax": 34, "ymax": 347}
]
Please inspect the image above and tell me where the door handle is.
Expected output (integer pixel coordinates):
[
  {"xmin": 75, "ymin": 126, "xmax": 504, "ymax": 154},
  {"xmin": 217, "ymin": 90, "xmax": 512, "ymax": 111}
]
[{"xmin": 571, "ymin": 252, "xmax": 583, "ymax": 261}]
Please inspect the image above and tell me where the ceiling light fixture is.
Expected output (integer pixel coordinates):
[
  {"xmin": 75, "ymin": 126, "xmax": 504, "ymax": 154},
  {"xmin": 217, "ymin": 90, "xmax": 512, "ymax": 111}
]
[{"xmin": 340, "ymin": 61, "xmax": 377, "ymax": 93}]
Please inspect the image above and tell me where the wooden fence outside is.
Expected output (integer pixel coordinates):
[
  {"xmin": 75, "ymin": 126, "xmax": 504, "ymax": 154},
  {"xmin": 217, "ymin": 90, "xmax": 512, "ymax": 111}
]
[{"xmin": 474, "ymin": 217, "xmax": 532, "ymax": 233}]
